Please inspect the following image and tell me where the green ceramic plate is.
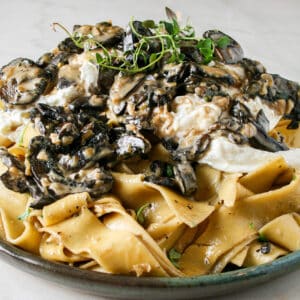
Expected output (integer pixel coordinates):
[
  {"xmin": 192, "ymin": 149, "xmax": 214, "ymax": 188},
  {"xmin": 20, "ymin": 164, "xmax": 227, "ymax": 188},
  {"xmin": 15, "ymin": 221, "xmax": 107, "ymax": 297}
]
[{"xmin": 0, "ymin": 238, "xmax": 299, "ymax": 299}]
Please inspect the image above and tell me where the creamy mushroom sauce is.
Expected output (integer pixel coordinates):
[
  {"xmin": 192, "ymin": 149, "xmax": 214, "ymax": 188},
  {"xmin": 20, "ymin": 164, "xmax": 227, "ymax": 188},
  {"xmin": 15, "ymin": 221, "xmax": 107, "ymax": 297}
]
[
  {"xmin": 1, "ymin": 49, "xmax": 299, "ymax": 172},
  {"xmin": 0, "ymin": 20, "xmax": 299, "ymax": 208}
]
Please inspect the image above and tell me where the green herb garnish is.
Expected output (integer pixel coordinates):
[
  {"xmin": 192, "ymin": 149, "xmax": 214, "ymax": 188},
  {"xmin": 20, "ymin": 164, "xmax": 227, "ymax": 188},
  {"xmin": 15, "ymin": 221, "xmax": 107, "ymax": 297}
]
[
  {"xmin": 258, "ymin": 232, "xmax": 269, "ymax": 243},
  {"xmin": 17, "ymin": 122, "xmax": 29, "ymax": 147},
  {"xmin": 17, "ymin": 208, "xmax": 31, "ymax": 221},
  {"xmin": 54, "ymin": 7, "xmax": 230, "ymax": 75},
  {"xmin": 168, "ymin": 248, "xmax": 181, "ymax": 268},
  {"xmin": 196, "ymin": 38, "xmax": 214, "ymax": 63},
  {"xmin": 165, "ymin": 165, "xmax": 174, "ymax": 178},
  {"xmin": 216, "ymin": 36, "xmax": 231, "ymax": 49},
  {"xmin": 136, "ymin": 203, "xmax": 150, "ymax": 225},
  {"xmin": 249, "ymin": 222, "xmax": 255, "ymax": 230}
]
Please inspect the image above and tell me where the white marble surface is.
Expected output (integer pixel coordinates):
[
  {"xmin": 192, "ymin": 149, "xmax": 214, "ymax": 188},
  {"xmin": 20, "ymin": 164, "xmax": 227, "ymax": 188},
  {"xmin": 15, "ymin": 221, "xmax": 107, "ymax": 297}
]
[{"xmin": 0, "ymin": 0, "xmax": 299, "ymax": 299}]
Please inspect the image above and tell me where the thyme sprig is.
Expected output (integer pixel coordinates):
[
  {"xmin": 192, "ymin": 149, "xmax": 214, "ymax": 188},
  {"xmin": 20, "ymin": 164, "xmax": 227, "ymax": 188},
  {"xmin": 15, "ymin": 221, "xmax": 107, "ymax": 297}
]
[{"xmin": 53, "ymin": 7, "xmax": 231, "ymax": 74}]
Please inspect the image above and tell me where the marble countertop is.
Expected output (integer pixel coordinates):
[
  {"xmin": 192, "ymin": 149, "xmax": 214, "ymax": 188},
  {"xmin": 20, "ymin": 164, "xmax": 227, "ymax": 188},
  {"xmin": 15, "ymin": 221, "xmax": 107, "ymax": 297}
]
[{"xmin": 0, "ymin": 0, "xmax": 299, "ymax": 299}]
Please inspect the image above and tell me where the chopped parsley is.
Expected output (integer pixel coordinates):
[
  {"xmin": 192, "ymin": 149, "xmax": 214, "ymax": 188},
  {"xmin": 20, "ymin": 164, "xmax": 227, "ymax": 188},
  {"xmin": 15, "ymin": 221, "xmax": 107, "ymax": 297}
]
[
  {"xmin": 167, "ymin": 248, "xmax": 181, "ymax": 268},
  {"xmin": 258, "ymin": 232, "xmax": 269, "ymax": 243},
  {"xmin": 249, "ymin": 222, "xmax": 255, "ymax": 230},
  {"xmin": 136, "ymin": 203, "xmax": 150, "ymax": 225},
  {"xmin": 17, "ymin": 208, "xmax": 31, "ymax": 221},
  {"xmin": 165, "ymin": 164, "xmax": 174, "ymax": 178}
]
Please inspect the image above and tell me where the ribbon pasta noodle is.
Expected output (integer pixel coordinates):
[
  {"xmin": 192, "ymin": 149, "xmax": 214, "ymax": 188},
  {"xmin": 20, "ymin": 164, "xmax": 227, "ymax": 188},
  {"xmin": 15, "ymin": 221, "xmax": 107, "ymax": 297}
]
[
  {"xmin": 0, "ymin": 9, "xmax": 299, "ymax": 277},
  {"xmin": 0, "ymin": 149, "xmax": 299, "ymax": 276}
]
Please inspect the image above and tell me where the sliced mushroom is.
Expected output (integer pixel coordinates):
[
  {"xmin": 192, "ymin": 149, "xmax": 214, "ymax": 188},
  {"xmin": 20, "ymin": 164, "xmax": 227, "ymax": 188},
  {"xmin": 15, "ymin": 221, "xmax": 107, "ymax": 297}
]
[
  {"xmin": 98, "ymin": 69, "xmax": 118, "ymax": 94},
  {"xmin": 31, "ymin": 103, "xmax": 69, "ymax": 135},
  {"xmin": 109, "ymin": 73, "xmax": 146, "ymax": 114},
  {"xmin": 27, "ymin": 134, "xmax": 114, "ymax": 208},
  {"xmin": 0, "ymin": 147, "xmax": 28, "ymax": 193},
  {"xmin": 48, "ymin": 167, "xmax": 113, "ymax": 198},
  {"xmin": 69, "ymin": 95, "xmax": 107, "ymax": 118},
  {"xmin": 246, "ymin": 73, "xmax": 300, "ymax": 129},
  {"xmin": 116, "ymin": 134, "xmax": 151, "ymax": 160},
  {"xmin": 198, "ymin": 64, "xmax": 235, "ymax": 85},
  {"xmin": 203, "ymin": 30, "xmax": 244, "ymax": 64},
  {"xmin": 248, "ymin": 127, "xmax": 288, "ymax": 152},
  {"xmin": 239, "ymin": 58, "xmax": 266, "ymax": 80},
  {"xmin": 0, "ymin": 58, "xmax": 52, "ymax": 105},
  {"xmin": 57, "ymin": 37, "xmax": 83, "ymax": 54},
  {"xmin": 179, "ymin": 40, "xmax": 203, "ymax": 64},
  {"xmin": 173, "ymin": 134, "xmax": 211, "ymax": 162},
  {"xmin": 73, "ymin": 22, "xmax": 124, "ymax": 48},
  {"xmin": 123, "ymin": 21, "xmax": 160, "ymax": 53},
  {"xmin": 144, "ymin": 175, "xmax": 176, "ymax": 189},
  {"xmin": 110, "ymin": 73, "xmax": 145, "ymax": 103},
  {"xmin": 173, "ymin": 162, "xmax": 197, "ymax": 196},
  {"xmin": 229, "ymin": 101, "xmax": 288, "ymax": 152},
  {"xmin": 37, "ymin": 51, "xmax": 72, "ymax": 69},
  {"xmin": 37, "ymin": 52, "xmax": 55, "ymax": 67},
  {"xmin": 144, "ymin": 160, "xmax": 177, "ymax": 189}
]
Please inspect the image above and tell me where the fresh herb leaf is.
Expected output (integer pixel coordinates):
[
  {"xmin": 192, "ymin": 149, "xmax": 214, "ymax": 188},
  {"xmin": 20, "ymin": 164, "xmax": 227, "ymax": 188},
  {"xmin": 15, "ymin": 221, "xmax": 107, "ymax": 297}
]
[
  {"xmin": 136, "ymin": 203, "xmax": 150, "ymax": 225},
  {"xmin": 168, "ymin": 248, "xmax": 181, "ymax": 268},
  {"xmin": 17, "ymin": 123, "xmax": 29, "ymax": 147},
  {"xmin": 17, "ymin": 208, "xmax": 31, "ymax": 221},
  {"xmin": 197, "ymin": 38, "xmax": 214, "ymax": 63},
  {"xmin": 182, "ymin": 24, "xmax": 195, "ymax": 38},
  {"xmin": 292, "ymin": 174, "xmax": 297, "ymax": 181},
  {"xmin": 216, "ymin": 36, "xmax": 231, "ymax": 49},
  {"xmin": 161, "ymin": 21, "xmax": 174, "ymax": 35},
  {"xmin": 249, "ymin": 222, "xmax": 255, "ymax": 229},
  {"xmin": 55, "ymin": 9, "xmax": 229, "ymax": 74},
  {"xmin": 258, "ymin": 232, "xmax": 268, "ymax": 243},
  {"xmin": 165, "ymin": 165, "xmax": 174, "ymax": 178},
  {"xmin": 178, "ymin": 53, "xmax": 186, "ymax": 61},
  {"xmin": 149, "ymin": 53, "xmax": 159, "ymax": 64},
  {"xmin": 95, "ymin": 53, "xmax": 104, "ymax": 64},
  {"xmin": 167, "ymin": 52, "xmax": 177, "ymax": 64},
  {"xmin": 142, "ymin": 20, "xmax": 156, "ymax": 29},
  {"xmin": 172, "ymin": 19, "xmax": 180, "ymax": 35}
]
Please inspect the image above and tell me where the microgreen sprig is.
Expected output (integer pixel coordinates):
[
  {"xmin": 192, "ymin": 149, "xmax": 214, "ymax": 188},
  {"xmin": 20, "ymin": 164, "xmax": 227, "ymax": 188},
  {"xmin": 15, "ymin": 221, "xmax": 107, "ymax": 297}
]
[{"xmin": 53, "ymin": 7, "xmax": 231, "ymax": 75}]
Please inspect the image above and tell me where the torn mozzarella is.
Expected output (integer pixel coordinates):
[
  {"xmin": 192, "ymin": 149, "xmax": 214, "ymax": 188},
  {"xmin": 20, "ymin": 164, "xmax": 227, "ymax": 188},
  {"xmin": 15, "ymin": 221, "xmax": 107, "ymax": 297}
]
[{"xmin": 200, "ymin": 136, "xmax": 300, "ymax": 173}]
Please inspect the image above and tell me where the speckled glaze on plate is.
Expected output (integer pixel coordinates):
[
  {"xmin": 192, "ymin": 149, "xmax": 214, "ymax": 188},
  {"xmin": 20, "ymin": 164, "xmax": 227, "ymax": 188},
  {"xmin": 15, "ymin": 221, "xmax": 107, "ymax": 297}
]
[{"xmin": 0, "ymin": 238, "xmax": 299, "ymax": 300}]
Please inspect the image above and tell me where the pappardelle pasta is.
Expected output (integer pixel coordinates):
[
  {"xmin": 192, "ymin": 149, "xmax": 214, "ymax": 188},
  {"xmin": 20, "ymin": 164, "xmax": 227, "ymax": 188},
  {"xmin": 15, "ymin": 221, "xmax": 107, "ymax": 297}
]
[{"xmin": 0, "ymin": 8, "xmax": 299, "ymax": 277}]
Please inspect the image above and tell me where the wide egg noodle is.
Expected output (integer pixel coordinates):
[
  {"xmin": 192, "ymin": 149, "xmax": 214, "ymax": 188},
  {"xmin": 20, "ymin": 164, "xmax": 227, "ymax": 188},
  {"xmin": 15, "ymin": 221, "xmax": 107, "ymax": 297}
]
[
  {"xmin": 39, "ymin": 233, "xmax": 88, "ymax": 263},
  {"xmin": 270, "ymin": 119, "xmax": 300, "ymax": 148},
  {"xmin": 258, "ymin": 213, "xmax": 300, "ymax": 251},
  {"xmin": 229, "ymin": 246, "xmax": 250, "ymax": 267},
  {"xmin": 41, "ymin": 192, "xmax": 91, "ymax": 226},
  {"xmin": 211, "ymin": 234, "xmax": 257, "ymax": 274},
  {"xmin": 179, "ymin": 158, "xmax": 300, "ymax": 276},
  {"xmin": 239, "ymin": 156, "xmax": 289, "ymax": 194},
  {"xmin": 0, "ymin": 162, "xmax": 41, "ymax": 253},
  {"xmin": 242, "ymin": 241, "xmax": 288, "ymax": 267},
  {"xmin": 39, "ymin": 193, "xmax": 183, "ymax": 276},
  {"xmin": 93, "ymin": 196, "xmax": 183, "ymax": 276},
  {"xmin": 112, "ymin": 172, "xmax": 215, "ymax": 245}
]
